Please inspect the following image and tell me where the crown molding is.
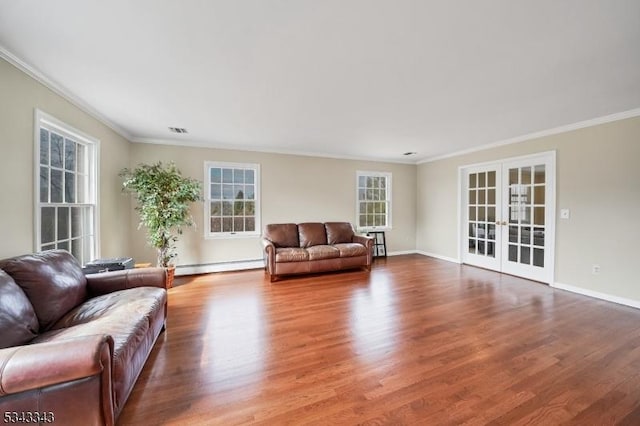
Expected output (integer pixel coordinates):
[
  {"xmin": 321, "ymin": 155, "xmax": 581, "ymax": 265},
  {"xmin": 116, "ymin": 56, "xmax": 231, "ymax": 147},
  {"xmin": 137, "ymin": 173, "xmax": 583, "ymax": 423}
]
[
  {"xmin": 5, "ymin": 43, "xmax": 637, "ymax": 166},
  {"xmin": 0, "ymin": 45, "xmax": 133, "ymax": 141},
  {"xmin": 0, "ymin": 45, "xmax": 415, "ymax": 166},
  {"xmin": 418, "ymin": 107, "xmax": 640, "ymax": 164},
  {"xmin": 131, "ymin": 136, "xmax": 418, "ymax": 165}
]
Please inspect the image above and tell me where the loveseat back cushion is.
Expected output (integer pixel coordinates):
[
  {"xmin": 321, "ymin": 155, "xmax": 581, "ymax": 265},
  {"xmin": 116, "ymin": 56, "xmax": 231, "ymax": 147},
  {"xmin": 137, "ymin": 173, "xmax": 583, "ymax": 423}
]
[
  {"xmin": 325, "ymin": 222, "xmax": 355, "ymax": 244},
  {"xmin": 0, "ymin": 250, "xmax": 88, "ymax": 331},
  {"xmin": 298, "ymin": 223, "xmax": 328, "ymax": 248},
  {"xmin": 264, "ymin": 224, "xmax": 300, "ymax": 248},
  {"xmin": 0, "ymin": 270, "xmax": 39, "ymax": 349}
]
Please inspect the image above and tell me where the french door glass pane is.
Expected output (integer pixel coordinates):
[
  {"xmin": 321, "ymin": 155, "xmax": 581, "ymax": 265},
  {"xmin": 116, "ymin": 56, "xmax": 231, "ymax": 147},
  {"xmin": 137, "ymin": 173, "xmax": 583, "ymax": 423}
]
[
  {"xmin": 506, "ymin": 165, "xmax": 546, "ymax": 269},
  {"xmin": 467, "ymin": 170, "xmax": 496, "ymax": 258},
  {"xmin": 533, "ymin": 248, "xmax": 544, "ymax": 267}
]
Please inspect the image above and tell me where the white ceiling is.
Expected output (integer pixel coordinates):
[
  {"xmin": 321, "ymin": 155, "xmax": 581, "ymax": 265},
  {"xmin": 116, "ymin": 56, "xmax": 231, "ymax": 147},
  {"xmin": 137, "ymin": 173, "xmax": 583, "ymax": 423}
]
[{"xmin": 1, "ymin": 1, "xmax": 639, "ymax": 163}]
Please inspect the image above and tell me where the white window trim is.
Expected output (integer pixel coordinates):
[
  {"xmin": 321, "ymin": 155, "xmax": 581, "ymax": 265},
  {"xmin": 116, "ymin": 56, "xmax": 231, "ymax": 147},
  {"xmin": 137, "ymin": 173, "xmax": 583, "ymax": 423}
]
[
  {"xmin": 204, "ymin": 161, "xmax": 261, "ymax": 239},
  {"xmin": 355, "ymin": 170, "xmax": 392, "ymax": 232},
  {"xmin": 33, "ymin": 109, "xmax": 100, "ymax": 259}
]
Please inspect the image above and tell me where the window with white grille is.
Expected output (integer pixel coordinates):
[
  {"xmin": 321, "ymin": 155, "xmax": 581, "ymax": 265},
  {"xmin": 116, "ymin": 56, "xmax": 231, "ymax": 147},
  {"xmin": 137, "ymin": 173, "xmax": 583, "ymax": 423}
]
[
  {"xmin": 205, "ymin": 161, "xmax": 260, "ymax": 237},
  {"xmin": 356, "ymin": 171, "xmax": 392, "ymax": 230},
  {"xmin": 35, "ymin": 110, "xmax": 98, "ymax": 264}
]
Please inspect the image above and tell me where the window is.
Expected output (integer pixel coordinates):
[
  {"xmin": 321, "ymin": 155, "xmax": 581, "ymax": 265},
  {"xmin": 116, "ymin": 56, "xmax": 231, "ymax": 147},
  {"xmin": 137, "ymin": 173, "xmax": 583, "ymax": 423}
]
[
  {"xmin": 35, "ymin": 110, "xmax": 99, "ymax": 265},
  {"xmin": 205, "ymin": 162, "xmax": 260, "ymax": 237},
  {"xmin": 356, "ymin": 171, "xmax": 392, "ymax": 230}
]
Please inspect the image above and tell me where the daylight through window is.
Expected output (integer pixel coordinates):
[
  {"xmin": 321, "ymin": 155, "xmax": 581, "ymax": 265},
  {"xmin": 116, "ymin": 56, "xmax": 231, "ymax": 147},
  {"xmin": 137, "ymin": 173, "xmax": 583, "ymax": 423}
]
[
  {"xmin": 205, "ymin": 162, "xmax": 260, "ymax": 237},
  {"xmin": 36, "ymin": 111, "xmax": 98, "ymax": 264},
  {"xmin": 356, "ymin": 171, "xmax": 392, "ymax": 230}
]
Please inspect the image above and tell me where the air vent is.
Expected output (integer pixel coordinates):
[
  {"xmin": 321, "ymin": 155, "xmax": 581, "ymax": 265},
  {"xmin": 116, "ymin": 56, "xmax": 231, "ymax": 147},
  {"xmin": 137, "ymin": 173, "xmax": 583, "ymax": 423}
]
[
  {"xmin": 403, "ymin": 151, "xmax": 417, "ymax": 156},
  {"xmin": 169, "ymin": 127, "xmax": 188, "ymax": 134}
]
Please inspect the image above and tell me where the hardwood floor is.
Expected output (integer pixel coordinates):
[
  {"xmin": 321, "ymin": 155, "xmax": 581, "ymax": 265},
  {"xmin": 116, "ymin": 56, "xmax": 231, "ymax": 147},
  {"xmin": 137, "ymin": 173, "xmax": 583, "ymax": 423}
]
[{"xmin": 118, "ymin": 255, "xmax": 640, "ymax": 425}]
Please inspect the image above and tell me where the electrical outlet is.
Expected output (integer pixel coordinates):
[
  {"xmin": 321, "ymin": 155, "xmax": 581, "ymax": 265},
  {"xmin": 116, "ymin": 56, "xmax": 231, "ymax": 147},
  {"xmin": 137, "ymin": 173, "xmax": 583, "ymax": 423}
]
[
  {"xmin": 592, "ymin": 265, "xmax": 601, "ymax": 274},
  {"xmin": 560, "ymin": 209, "xmax": 570, "ymax": 219}
]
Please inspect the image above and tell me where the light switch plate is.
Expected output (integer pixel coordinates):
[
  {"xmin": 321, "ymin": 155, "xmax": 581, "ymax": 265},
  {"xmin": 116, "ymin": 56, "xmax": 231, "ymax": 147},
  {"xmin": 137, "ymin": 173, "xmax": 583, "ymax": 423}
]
[{"xmin": 560, "ymin": 209, "xmax": 570, "ymax": 219}]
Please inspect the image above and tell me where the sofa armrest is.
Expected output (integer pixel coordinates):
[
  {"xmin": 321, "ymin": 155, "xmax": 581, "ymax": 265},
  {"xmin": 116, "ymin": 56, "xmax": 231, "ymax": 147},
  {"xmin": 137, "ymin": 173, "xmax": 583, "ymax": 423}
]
[
  {"xmin": 353, "ymin": 234, "xmax": 374, "ymax": 266},
  {"xmin": 353, "ymin": 234, "xmax": 374, "ymax": 248},
  {"xmin": 86, "ymin": 267, "xmax": 167, "ymax": 296},
  {"xmin": 0, "ymin": 335, "xmax": 113, "ymax": 396},
  {"xmin": 261, "ymin": 239, "xmax": 276, "ymax": 275}
]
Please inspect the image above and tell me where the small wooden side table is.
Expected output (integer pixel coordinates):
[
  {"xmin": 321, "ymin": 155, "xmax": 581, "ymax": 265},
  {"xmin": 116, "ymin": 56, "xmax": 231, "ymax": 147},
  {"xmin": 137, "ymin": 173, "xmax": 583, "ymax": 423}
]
[{"xmin": 367, "ymin": 231, "xmax": 387, "ymax": 258}]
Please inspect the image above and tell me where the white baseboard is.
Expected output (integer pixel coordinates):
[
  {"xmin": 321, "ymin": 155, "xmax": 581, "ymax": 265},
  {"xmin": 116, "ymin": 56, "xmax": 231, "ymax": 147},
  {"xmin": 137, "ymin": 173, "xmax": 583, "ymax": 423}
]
[
  {"xmin": 552, "ymin": 282, "xmax": 640, "ymax": 310},
  {"xmin": 176, "ymin": 259, "xmax": 264, "ymax": 276},
  {"xmin": 415, "ymin": 250, "xmax": 462, "ymax": 264},
  {"xmin": 177, "ymin": 251, "xmax": 422, "ymax": 274},
  {"xmin": 387, "ymin": 250, "xmax": 418, "ymax": 256}
]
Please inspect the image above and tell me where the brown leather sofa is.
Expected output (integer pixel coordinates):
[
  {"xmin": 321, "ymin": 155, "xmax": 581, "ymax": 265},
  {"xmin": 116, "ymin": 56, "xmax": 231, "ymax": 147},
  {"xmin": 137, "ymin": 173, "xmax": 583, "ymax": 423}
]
[
  {"xmin": 0, "ymin": 250, "xmax": 167, "ymax": 426},
  {"xmin": 262, "ymin": 222, "xmax": 373, "ymax": 282}
]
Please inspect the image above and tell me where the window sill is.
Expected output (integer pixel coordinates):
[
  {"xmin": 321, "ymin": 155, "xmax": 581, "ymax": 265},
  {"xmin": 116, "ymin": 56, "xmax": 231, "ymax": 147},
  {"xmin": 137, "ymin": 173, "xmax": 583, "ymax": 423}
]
[{"xmin": 357, "ymin": 226, "xmax": 392, "ymax": 233}]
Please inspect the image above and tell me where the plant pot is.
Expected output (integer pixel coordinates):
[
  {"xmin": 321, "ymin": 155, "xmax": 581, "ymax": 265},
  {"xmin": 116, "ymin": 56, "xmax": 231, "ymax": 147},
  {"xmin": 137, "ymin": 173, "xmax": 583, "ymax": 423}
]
[{"xmin": 165, "ymin": 265, "xmax": 176, "ymax": 289}]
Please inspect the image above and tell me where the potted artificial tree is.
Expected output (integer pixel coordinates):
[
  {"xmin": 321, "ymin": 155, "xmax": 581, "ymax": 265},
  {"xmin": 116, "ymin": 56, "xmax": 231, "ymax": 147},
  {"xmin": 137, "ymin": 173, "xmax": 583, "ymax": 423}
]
[{"xmin": 120, "ymin": 162, "xmax": 202, "ymax": 287}]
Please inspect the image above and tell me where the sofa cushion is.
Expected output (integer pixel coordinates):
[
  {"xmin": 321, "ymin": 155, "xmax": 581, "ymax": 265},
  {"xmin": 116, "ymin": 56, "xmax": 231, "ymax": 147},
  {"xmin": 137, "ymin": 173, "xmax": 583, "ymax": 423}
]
[
  {"xmin": 47, "ymin": 287, "xmax": 165, "ymax": 333},
  {"xmin": 325, "ymin": 222, "xmax": 355, "ymax": 244},
  {"xmin": 334, "ymin": 243, "xmax": 368, "ymax": 257},
  {"xmin": 0, "ymin": 250, "xmax": 88, "ymax": 331},
  {"xmin": 0, "ymin": 270, "xmax": 39, "ymax": 349},
  {"xmin": 298, "ymin": 223, "xmax": 327, "ymax": 248},
  {"xmin": 32, "ymin": 286, "xmax": 166, "ymax": 412},
  {"xmin": 275, "ymin": 248, "xmax": 309, "ymax": 263},
  {"xmin": 265, "ymin": 224, "xmax": 299, "ymax": 248},
  {"xmin": 307, "ymin": 245, "xmax": 340, "ymax": 261}
]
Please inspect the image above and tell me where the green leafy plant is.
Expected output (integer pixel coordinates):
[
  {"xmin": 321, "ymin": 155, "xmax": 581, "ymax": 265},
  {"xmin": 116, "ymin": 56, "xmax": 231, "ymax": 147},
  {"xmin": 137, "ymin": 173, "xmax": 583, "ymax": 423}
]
[{"xmin": 120, "ymin": 162, "xmax": 202, "ymax": 267}]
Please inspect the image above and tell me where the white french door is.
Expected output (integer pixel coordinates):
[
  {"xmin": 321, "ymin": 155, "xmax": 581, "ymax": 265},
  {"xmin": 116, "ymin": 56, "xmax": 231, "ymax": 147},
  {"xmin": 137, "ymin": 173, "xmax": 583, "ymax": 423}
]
[
  {"xmin": 463, "ymin": 164, "xmax": 502, "ymax": 271},
  {"xmin": 461, "ymin": 152, "xmax": 555, "ymax": 284}
]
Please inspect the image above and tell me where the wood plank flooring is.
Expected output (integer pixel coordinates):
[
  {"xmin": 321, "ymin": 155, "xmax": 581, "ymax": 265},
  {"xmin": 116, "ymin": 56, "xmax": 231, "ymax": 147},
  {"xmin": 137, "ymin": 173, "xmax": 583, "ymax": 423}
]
[{"xmin": 117, "ymin": 255, "xmax": 640, "ymax": 425}]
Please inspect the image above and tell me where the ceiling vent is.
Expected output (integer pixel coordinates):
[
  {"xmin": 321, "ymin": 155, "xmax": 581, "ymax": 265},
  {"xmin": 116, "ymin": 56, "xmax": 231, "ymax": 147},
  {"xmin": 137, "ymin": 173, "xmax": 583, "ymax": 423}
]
[{"xmin": 168, "ymin": 127, "xmax": 188, "ymax": 134}]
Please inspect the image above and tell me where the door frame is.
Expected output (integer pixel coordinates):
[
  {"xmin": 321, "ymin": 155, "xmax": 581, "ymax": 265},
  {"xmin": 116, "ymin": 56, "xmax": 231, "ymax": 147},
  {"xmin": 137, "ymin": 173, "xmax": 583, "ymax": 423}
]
[{"xmin": 457, "ymin": 150, "xmax": 556, "ymax": 284}]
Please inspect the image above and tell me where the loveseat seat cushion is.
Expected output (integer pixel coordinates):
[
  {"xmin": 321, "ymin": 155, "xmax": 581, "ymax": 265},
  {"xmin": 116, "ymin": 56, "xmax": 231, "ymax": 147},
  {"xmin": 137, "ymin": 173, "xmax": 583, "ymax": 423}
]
[
  {"xmin": 298, "ymin": 223, "xmax": 328, "ymax": 248},
  {"xmin": 0, "ymin": 270, "xmax": 39, "ymax": 349},
  {"xmin": 334, "ymin": 243, "xmax": 368, "ymax": 257},
  {"xmin": 307, "ymin": 245, "xmax": 340, "ymax": 260},
  {"xmin": 0, "ymin": 250, "xmax": 88, "ymax": 331},
  {"xmin": 275, "ymin": 247, "xmax": 309, "ymax": 262},
  {"xmin": 325, "ymin": 222, "xmax": 355, "ymax": 244},
  {"xmin": 265, "ymin": 223, "xmax": 300, "ymax": 248}
]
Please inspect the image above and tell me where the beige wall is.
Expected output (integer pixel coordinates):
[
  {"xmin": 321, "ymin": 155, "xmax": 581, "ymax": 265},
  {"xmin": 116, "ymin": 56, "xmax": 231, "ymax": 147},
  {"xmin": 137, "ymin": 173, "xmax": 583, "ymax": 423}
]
[
  {"xmin": 129, "ymin": 143, "xmax": 417, "ymax": 266},
  {"xmin": 0, "ymin": 58, "xmax": 131, "ymax": 259},
  {"xmin": 4, "ymin": 55, "xmax": 638, "ymax": 305},
  {"xmin": 417, "ymin": 116, "xmax": 640, "ymax": 302}
]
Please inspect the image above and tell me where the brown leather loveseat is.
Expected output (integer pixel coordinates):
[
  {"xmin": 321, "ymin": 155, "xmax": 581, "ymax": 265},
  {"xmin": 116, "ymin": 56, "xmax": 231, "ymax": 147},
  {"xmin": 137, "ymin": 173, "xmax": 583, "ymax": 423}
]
[
  {"xmin": 0, "ymin": 250, "xmax": 167, "ymax": 426},
  {"xmin": 262, "ymin": 222, "xmax": 373, "ymax": 281}
]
